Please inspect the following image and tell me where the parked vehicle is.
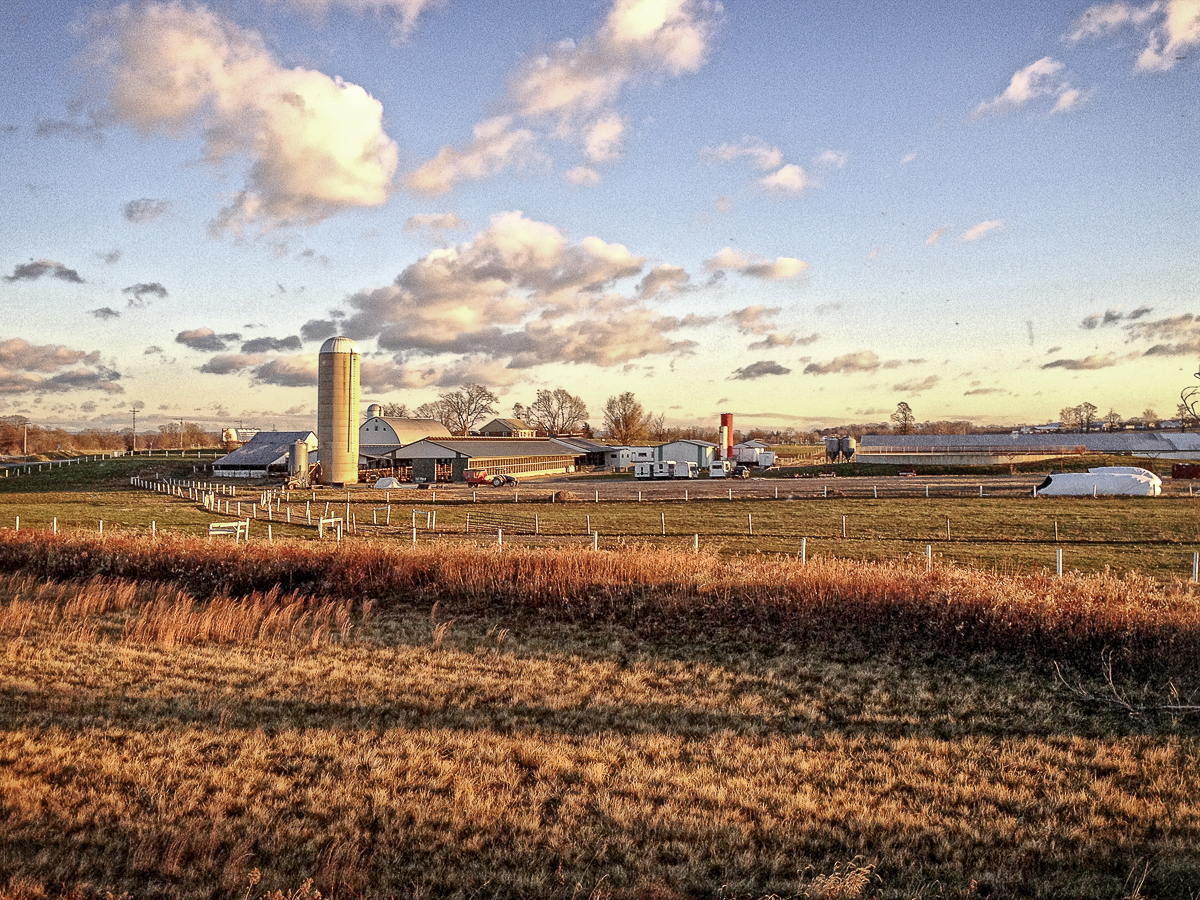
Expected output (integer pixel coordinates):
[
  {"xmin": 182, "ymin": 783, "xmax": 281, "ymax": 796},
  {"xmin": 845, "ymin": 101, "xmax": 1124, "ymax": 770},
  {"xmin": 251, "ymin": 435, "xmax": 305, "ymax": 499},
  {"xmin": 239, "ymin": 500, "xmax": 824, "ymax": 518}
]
[
  {"xmin": 464, "ymin": 468, "xmax": 518, "ymax": 486},
  {"xmin": 709, "ymin": 460, "xmax": 733, "ymax": 478},
  {"xmin": 634, "ymin": 461, "xmax": 655, "ymax": 479},
  {"xmin": 731, "ymin": 465, "xmax": 751, "ymax": 478},
  {"xmin": 673, "ymin": 461, "xmax": 698, "ymax": 479}
]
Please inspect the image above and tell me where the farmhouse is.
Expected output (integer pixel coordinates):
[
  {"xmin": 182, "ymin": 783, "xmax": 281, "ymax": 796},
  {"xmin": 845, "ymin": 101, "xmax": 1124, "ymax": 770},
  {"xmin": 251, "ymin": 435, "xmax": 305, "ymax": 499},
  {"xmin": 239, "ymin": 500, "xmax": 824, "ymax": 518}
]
[{"xmin": 477, "ymin": 418, "xmax": 535, "ymax": 437}]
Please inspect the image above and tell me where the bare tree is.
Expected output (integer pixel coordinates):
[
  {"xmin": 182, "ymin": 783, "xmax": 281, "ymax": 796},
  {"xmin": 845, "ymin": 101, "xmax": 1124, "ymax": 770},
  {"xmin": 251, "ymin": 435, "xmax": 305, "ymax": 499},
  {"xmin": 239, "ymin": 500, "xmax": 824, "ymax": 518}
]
[
  {"xmin": 1060, "ymin": 406, "xmax": 1082, "ymax": 432},
  {"xmin": 603, "ymin": 392, "xmax": 651, "ymax": 444},
  {"xmin": 1104, "ymin": 408, "xmax": 1122, "ymax": 431},
  {"xmin": 414, "ymin": 399, "xmax": 453, "ymax": 431},
  {"xmin": 379, "ymin": 402, "xmax": 409, "ymax": 417},
  {"xmin": 426, "ymin": 383, "xmax": 498, "ymax": 435},
  {"xmin": 517, "ymin": 389, "xmax": 588, "ymax": 435},
  {"xmin": 891, "ymin": 402, "xmax": 915, "ymax": 434},
  {"xmin": 1142, "ymin": 408, "xmax": 1160, "ymax": 428},
  {"xmin": 649, "ymin": 411, "xmax": 668, "ymax": 441},
  {"xmin": 1078, "ymin": 401, "xmax": 1099, "ymax": 433},
  {"xmin": 1178, "ymin": 402, "xmax": 1198, "ymax": 432},
  {"xmin": 1181, "ymin": 366, "xmax": 1200, "ymax": 432}
]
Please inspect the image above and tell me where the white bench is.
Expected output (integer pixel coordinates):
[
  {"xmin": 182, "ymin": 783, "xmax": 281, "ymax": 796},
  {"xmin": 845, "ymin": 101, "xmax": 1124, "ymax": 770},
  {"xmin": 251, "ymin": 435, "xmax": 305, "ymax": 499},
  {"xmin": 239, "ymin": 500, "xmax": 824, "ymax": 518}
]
[{"xmin": 208, "ymin": 520, "xmax": 249, "ymax": 540}]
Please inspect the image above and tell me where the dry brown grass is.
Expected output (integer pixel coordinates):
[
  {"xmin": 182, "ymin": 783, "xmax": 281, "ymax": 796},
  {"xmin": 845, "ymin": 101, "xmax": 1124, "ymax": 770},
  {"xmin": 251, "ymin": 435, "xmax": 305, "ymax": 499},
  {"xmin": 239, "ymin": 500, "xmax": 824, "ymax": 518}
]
[
  {"xmin": 1, "ymin": 532, "xmax": 1198, "ymax": 899},
  {"xmin": 1, "ymin": 531, "xmax": 1197, "ymax": 678}
]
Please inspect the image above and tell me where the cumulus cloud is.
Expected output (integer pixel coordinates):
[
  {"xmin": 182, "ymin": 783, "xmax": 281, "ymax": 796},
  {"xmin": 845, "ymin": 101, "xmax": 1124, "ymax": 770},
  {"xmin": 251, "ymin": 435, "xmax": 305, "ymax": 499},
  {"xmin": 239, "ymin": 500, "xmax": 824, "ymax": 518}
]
[
  {"xmin": 973, "ymin": 57, "xmax": 1082, "ymax": 116},
  {"xmin": 1124, "ymin": 312, "xmax": 1200, "ymax": 355},
  {"xmin": 637, "ymin": 264, "xmax": 690, "ymax": 299},
  {"xmin": 241, "ymin": 335, "xmax": 303, "ymax": 353},
  {"xmin": 409, "ymin": 0, "xmax": 718, "ymax": 191},
  {"xmin": 176, "ymin": 327, "xmax": 241, "ymax": 352},
  {"xmin": 407, "ymin": 117, "xmax": 540, "ymax": 196},
  {"xmin": 0, "ymin": 337, "xmax": 122, "ymax": 395},
  {"xmin": 813, "ymin": 149, "xmax": 847, "ymax": 169},
  {"xmin": 90, "ymin": 307, "xmax": 121, "ymax": 321},
  {"xmin": 122, "ymin": 198, "xmax": 169, "ymax": 223},
  {"xmin": 300, "ymin": 319, "xmax": 340, "ymax": 343},
  {"xmin": 566, "ymin": 165, "xmax": 603, "ymax": 186},
  {"xmin": 893, "ymin": 374, "xmax": 940, "ymax": 393},
  {"xmin": 758, "ymin": 163, "xmax": 809, "ymax": 193},
  {"xmin": 5, "ymin": 260, "xmax": 84, "ymax": 283},
  {"xmin": 1041, "ymin": 352, "xmax": 1122, "ymax": 369},
  {"xmin": 804, "ymin": 350, "xmax": 919, "ymax": 376},
  {"xmin": 296, "ymin": 210, "xmax": 700, "ymax": 372},
  {"xmin": 122, "ymin": 282, "xmax": 168, "ymax": 307},
  {"xmin": 403, "ymin": 212, "xmax": 465, "ymax": 233},
  {"xmin": 266, "ymin": 0, "xmax": 441, "ymax": 37},
  {"xmin": 959, "ymin": 220, "xmax": 1004, "ymax": 242},
  {"xmin": 250, "ymin": 355, "xmax": 319, "ymax": 387},
  {"xmin": 705, "ymin": 247, "xmax": 808, "ymax": 280},
  {"xmin": 732, "ymin": 360, "xmax": 791, "ymax": 380},
  {"xmin": 1081, "ymin": 305, "xmax": 1153, "ymax": 328},
  {"xmin": 925, "ymin": 226, "xmax": 948, "ymax": 246},
  {"xmin": 91, "ymin": 3, "xmax": 398, "ymax": 231},
  {"xmin": 701, "ymin": 137, "xmax": 783, "ymax": 171},
  {"xmin": 198, "ymin": 353, "xmax": 263, "ymax": 375},
  {"xmin": 1069, "ymin": 0, "xmax": 1200, "ymax": 71}
]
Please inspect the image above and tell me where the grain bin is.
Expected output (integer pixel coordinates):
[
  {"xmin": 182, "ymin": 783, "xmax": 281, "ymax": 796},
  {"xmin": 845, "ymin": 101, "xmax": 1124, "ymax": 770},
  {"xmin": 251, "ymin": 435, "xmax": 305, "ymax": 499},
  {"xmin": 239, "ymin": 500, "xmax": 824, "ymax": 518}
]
[{"xmin": 317, "ymin": 336, "xmax": 360, "ymax": 486}]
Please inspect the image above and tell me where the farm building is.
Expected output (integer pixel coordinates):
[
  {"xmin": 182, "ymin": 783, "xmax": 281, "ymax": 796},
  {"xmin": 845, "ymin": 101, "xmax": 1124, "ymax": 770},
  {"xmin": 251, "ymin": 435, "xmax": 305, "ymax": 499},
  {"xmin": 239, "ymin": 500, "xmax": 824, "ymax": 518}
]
[
  {"xmin": 655, "ymin": 439, "xmax": 717, "ymax": 469},
  {"xmin": 603, "ymin": 445, "xmax": 657, "ymax": 469},
  {"xmin": 856, "ymin": 432, "xmax": 1200, "ymax": 466},
  {"xmin": 359, "ymin": 416, "xmax": 451, "ymax": 460},
  {"xmin": 212, "ymin": 431, "xmax": 316, "ymax": 478},
  {"xmin": 372, "ymin": 437, "xmax": 584, "ymax": 483},
  {"xmin": 550, "ymin": 436, "xmax": 611, "ymax": 469},
  {"xmin": 478, "ymin": 418, "xmax": 535, "ymax": 437}
]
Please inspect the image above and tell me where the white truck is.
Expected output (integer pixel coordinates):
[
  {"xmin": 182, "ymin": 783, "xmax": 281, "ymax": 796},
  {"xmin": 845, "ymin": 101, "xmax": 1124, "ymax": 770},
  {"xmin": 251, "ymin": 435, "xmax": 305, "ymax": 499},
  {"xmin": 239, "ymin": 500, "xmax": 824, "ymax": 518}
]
[{"xmin": 672, "ymin": 461, "xmax": 698, "ymax": 479}]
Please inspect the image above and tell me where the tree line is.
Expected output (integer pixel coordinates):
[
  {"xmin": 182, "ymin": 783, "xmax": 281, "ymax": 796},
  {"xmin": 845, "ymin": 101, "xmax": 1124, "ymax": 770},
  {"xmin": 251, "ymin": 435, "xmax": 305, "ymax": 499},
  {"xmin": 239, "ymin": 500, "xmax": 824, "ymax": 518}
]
[{"xmin": 1, "ymin": 416, "xmax": 221, "ymax": 457}]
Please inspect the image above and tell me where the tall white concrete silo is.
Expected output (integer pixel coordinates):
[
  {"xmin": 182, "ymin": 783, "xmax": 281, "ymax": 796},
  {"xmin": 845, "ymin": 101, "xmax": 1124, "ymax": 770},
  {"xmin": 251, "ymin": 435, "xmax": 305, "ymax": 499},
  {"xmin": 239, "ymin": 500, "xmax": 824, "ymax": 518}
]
[{"xmin": 317, "ymin": 336, "xmax": 360, "ymax": 486}]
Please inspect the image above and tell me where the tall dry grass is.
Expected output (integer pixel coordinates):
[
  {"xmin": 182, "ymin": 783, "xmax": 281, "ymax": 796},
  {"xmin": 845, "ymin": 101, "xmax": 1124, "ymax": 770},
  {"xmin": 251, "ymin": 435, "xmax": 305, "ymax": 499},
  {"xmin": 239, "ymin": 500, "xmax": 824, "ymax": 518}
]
[
  {"xmin": 0, "ymin": 570, "xmax": 370, "ymax": 649},
  {"xmin": 1, "ymin": 531, "xmax": 1197, "ymax": 678}
]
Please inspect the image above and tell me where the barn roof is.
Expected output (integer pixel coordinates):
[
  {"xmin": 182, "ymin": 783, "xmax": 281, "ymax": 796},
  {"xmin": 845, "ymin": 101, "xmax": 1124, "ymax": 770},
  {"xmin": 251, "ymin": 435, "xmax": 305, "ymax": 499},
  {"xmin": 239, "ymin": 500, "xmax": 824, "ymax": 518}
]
[{"xmin": 214, "ymin": 431, "xmax": 315, "ymax": 469}]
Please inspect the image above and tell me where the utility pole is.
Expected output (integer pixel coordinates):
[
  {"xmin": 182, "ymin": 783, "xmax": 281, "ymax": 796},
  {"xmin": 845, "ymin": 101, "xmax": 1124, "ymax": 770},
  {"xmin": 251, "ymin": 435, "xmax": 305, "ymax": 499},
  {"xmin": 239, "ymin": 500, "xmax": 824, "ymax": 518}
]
[
  {"xmin": 131, "ymin": 407, "xmax": 137, "ymax": 452},
  {"xmin": 180, "ymin": 417, "xmax": 184, "ymax": 450},
  {"xmin": 23, "ymin": 422, "xmax": 28, "ymax": 457}
]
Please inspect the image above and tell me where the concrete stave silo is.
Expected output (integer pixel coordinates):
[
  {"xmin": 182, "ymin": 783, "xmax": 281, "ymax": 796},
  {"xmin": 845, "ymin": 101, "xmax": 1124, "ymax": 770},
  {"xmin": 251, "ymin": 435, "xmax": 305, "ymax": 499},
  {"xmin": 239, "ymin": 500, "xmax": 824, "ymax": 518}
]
[{"xmin": 317, "ymin": 336, "xmax": 360, "ymax": 486}]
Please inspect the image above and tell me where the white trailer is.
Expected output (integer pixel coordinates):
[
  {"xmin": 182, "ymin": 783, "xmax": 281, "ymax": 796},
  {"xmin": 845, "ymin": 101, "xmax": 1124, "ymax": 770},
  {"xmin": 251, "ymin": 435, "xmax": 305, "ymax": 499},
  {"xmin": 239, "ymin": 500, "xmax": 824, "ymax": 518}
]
[
  {"xmin": 709, "ymin": 460, "xmax": 733, "ymax": 478},
  {"xmin": 634, "ymin": 461, "xmax": 655, "ymax": 479},
  {"xmin": 672, "ymin": 461, "xmax": 697, "ymax": 479},
  {"xmin": 653, "ymin": 461, "xmax": 676, "ymax": 479}
]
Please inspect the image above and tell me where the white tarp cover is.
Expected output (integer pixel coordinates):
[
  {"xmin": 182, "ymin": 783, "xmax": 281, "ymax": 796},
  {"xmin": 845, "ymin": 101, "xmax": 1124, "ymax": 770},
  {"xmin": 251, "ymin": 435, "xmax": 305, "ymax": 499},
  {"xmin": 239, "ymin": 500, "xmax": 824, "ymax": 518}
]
[
  {"xmin": 373, "ymin": 477, "xmax": 403, "ymax": 488},
  {"xmin": 1037, "ymin": 466, "xmax": 1161, "ymax": 497}
]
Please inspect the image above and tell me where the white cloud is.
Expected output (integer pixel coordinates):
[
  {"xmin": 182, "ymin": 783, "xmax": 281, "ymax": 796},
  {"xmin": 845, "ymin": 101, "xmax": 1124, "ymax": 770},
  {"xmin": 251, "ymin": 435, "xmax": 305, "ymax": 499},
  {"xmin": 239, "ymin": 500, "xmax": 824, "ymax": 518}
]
[
  {"xmin": 959, "ymin": 220, "xmax": 1004, "ymax": 242},
  {"xmin": 565, "ymin": 165, "xmax": 603, "ymax": 185},
  {"xmin": 303, "ymin": 211, "xmax": 702, "ymax": 371},
  {"xmin": 584, "ymin": 113, "xmax": 626, "ymax": 163},
  {"xmin": 813, "ymin": 149, "xmax": 847, "ymax": 169},
  {"xmin": 758, "ymin": 163, "xmax": 809, "ymax": 193},
  {"xmin": 403, "ymin": 212, "xmax": 465, "ymax": 233},
  {"xmin": 406, "ymin": 117, "xmax": 539, "ymax": 196},
  {"xmin": 266, "ymin": 0, "xmax": 441, "ymax": 37},
  {"xmin": 92, "ymin": 3, "xmax": 398, "ymax": 231},
  {"xmin": 0, "ymin": 337, "xmax": 122, "ymax": 394},
  {"xmin": 925, "ymin": 226, "xmax": 948, "ymax": 246},
  {"xmin": 700, "ymin": 137, "xmax": 783, "ymax": 171},
  {"xmin": 973, "ymin": 57, "xmax": 1082, "ymax": 117},
  {"xmin": 1069, "ymin": 0, "xmax": 1200, "ymax": 71},
  {"xmin": 705, "ymin": 247, "xmax": 808, "ymax": 279},
  {"xmin": 409, "ymin": 0, "xmax": 718, "ymax": 192}
]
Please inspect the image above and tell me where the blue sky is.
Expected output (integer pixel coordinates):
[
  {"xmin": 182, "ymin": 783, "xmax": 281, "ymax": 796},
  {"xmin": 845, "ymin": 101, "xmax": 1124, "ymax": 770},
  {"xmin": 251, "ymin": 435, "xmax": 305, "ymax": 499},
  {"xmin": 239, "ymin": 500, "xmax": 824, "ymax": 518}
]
[{"xmin": 1, "ymin": 0, "xmax": 1197, "ymax": 434}]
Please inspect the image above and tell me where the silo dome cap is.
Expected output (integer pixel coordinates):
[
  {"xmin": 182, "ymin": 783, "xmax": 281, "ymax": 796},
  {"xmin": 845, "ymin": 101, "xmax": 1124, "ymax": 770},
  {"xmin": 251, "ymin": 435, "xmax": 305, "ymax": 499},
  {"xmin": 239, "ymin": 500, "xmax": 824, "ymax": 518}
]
[{"xmin": 319, "ymin": 336, "xmax": 359, "ymax": 354}]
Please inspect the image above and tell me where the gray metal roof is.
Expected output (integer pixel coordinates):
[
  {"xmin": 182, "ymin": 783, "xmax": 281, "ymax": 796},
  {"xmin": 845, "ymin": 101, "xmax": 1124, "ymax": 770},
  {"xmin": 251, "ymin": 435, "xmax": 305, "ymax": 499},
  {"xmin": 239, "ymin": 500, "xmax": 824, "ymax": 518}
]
[
  {"xmin": 390, "ymin": 437, "xmax": 582, "ymax": 460},
  {"xmin": 858, "ymin": 432, "xmax": 1200, "ymax": 453},
  {"xmin": 214, "ymin": 431, "xmax": 315, "ymax": 468}
]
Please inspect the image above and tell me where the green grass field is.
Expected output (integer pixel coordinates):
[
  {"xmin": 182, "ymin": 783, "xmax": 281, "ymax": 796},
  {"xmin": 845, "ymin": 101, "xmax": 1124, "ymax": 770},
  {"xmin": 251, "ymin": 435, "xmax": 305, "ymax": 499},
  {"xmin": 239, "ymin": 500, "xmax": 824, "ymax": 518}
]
[{"xmin": 0, "ymin": 451, "xmax": 1194, "ymax": 581}]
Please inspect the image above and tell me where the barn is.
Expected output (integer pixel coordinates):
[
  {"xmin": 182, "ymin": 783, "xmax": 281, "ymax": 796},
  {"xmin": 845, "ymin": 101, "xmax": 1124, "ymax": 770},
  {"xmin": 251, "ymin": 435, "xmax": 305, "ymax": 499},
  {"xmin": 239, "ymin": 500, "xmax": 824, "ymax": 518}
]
[
  {"xmin": 385, "ymin": 437, "xmax": 583, "ymax": 483},
  {"xmin": 211, "ymin": 431, "xmax": 316, "ymax": 478}
]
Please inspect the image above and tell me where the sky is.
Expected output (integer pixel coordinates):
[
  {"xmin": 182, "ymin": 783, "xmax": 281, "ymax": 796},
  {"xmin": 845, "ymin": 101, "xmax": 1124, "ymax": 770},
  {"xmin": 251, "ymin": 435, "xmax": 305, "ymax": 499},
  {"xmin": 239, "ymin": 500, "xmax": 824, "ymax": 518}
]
[{"xmin": 1, "ymin": 0, "xmax": 1198, "ymax": 435}]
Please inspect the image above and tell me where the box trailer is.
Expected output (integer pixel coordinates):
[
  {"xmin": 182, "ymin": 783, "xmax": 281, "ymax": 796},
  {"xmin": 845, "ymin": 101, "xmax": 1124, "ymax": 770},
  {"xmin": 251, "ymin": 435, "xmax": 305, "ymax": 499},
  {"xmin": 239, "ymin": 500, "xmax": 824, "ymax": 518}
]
[{"xmin": 709, "ymin": 460, "xmax": 733, "ymax": 478}]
